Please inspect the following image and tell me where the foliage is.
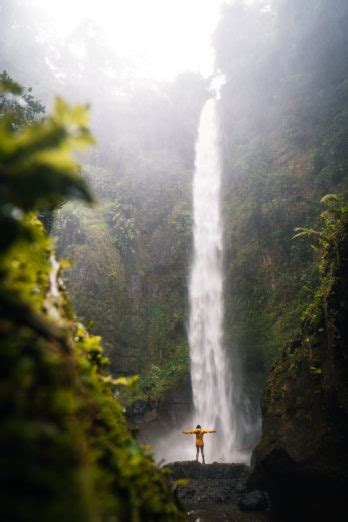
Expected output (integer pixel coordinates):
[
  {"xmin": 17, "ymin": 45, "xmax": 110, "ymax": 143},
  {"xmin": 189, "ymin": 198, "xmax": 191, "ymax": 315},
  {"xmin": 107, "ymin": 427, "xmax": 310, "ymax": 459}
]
[
  {"xmin": 54, "ymin": 171, "xmax": 192, "ymax": 377},
  {"xmin": 262, "ymin": 194, "xmax": 348, "ymax": 384},
  {"xmin": 300, "ymin": 194, "xmax": 348, "ymax": 329},
  {"xmin": 104, "ymin": 200, "xmax": 138, "ymax": 255},
  {"xmin": 0, "ymin": 79, "xmax": 182, "ymax": 521},
  {"xmin": 140, "ymin": 343, "xmax": 189, "ymax": 400},
  {"xmin": 119, "ymin": 342, "xmax": 189, "ymax": 406},
  {"xmin": 0, "ymin": 70, "xmax": 45, "ymax": 127},
  {"xmin": 0, "ymin": 83, "xmax": 94, "ymax": 251}
]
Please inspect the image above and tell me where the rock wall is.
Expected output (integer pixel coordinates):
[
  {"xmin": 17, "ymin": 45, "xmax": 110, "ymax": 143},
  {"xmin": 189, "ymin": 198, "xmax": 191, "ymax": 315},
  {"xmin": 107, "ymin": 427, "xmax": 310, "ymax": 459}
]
[
  {"xmin": 126, "ymin": 376, "xmax": 193, "ymax": 440},
  {"xmin": 249, "ymin": 199, "xmax": 348, "ymax": 520}
]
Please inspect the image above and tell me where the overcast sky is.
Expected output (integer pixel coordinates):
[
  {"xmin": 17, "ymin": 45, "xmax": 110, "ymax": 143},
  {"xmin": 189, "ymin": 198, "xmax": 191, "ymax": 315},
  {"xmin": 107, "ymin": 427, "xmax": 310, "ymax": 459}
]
[{"xmin": 31, "ymin": 0, "xmax": 226, "ymax": 80}]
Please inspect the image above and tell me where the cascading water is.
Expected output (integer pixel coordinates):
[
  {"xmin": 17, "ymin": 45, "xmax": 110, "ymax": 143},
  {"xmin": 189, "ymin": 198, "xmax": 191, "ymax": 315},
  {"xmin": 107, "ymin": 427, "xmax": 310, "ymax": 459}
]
[
  {"xmin": 188, "ymin": 96, "xmax": 249, "ymax": 463},
  {"xmin": 152, "ymin": 91, "xmax": 260, "ymax": 465}
]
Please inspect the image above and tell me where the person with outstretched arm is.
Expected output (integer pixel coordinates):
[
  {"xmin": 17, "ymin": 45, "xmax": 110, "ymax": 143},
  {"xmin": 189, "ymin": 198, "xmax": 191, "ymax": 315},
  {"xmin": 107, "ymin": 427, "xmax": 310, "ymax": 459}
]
[{"xmin": 182, "ymin": 424, "xmax": 216, "ymax": 464}]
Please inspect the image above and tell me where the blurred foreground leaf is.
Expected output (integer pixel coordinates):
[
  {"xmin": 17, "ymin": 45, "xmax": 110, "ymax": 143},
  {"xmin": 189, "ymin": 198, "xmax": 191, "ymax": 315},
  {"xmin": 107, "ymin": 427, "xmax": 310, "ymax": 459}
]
[{"xmin": 0, "ymin": 89, "xmax": 94, "ymax": 252}]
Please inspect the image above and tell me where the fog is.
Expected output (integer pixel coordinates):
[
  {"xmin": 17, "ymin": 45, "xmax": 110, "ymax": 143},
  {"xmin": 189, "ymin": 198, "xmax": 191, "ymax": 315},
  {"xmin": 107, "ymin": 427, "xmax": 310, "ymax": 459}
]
[
  {"xmin": 1, "ymin": 0, "xmax": 223, "ymax": 98},
  {"xmin": 0, "ymin": 0, "xmax": 273, "ymax": 172}
]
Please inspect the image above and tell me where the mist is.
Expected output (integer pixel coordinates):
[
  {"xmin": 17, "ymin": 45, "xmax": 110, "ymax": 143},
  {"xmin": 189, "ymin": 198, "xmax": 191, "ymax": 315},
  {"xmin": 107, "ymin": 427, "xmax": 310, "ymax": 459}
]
[{"xmin": 1, "ymin": 0, "xmax": 348, "ymax": 519}]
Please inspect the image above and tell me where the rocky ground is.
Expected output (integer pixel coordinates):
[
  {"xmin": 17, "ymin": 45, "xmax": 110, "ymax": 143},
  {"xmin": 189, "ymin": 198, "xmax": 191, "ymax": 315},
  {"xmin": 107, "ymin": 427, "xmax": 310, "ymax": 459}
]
[{"xmin": 163, "ymin": 461, "xmax": 269, "ymax": 521}]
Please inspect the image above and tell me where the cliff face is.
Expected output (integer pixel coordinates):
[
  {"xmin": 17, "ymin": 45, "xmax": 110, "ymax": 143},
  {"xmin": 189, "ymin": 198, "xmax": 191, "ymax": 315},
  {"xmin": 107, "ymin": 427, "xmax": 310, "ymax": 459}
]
[{"xmin": 249, "ymin": 198, "xmax": 348, "ymax": 520}]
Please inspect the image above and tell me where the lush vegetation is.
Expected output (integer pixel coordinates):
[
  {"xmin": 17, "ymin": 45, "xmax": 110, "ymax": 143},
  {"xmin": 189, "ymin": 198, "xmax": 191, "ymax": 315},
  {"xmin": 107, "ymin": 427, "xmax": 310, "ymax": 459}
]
[
  {"xmin": 214, "ymin": 0, "xmax": 348, "ymax": 404},
  {"xmin": 0, "ymin": 76, "xmax": 182, "ymax": 521},
  {"xmin": 51, "ymin": 75, "xmax": 204, "ymax": 398},
  {"xmin": 2, "ymin": 0, "xmax": 347, "ymax": 433},
  {"xmin": 250, "ymin": 194, "xmax": 348, "ymax": 520}
]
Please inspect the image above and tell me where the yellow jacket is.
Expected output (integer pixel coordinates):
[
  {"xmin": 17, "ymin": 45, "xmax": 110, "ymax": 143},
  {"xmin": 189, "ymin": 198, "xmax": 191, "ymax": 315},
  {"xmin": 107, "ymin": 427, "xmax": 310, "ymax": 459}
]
[{"xmin": 182, "ymin": 428, "xmax": 216, "ymax": 446}]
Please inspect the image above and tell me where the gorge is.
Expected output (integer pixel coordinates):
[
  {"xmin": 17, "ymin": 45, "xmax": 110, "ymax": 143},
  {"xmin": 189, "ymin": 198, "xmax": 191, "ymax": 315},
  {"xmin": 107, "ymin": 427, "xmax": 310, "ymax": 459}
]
[{"xmin": 1, "ymin": 0, "xmax": 348, "ymax": 520}]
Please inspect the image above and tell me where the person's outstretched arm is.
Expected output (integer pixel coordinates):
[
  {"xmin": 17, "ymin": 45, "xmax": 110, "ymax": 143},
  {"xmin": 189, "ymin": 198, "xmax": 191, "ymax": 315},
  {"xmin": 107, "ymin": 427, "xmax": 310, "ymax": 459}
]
[
  {"xmin": 204, "ymin": 429, "xmax": 216, "ymax": 433},
  {"xmin": 182, "ymin": 429, "xmax": 195, "ymax": 434}
]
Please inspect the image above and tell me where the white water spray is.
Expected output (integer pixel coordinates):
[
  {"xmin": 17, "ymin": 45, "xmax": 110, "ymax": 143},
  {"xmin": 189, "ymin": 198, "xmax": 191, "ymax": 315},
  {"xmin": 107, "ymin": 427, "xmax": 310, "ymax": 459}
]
[{"xmin": 188, "ymin": 97, "xmax": 246, "ymax": 463}]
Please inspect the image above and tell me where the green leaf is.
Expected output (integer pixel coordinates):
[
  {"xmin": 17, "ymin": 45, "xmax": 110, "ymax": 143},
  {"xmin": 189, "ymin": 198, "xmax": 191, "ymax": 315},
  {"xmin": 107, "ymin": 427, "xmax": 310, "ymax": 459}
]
[
  {"xmin": 320, "ymin": 194, "xmax": 340, "ymax": 205},
  {"xmin": 99, "ymin": 375, "xmax": 140, "ymax": 387},
  {"xmin": 0, "ymin": 78, "xmax": 22, "ymax": 95}
]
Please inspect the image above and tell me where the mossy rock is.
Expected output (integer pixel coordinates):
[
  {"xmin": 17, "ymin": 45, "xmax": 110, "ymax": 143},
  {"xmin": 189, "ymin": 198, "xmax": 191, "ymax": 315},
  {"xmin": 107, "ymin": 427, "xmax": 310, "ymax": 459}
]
[{"xmin": 249, "ymin": 198, "xmax": 348, "ymax": 520}]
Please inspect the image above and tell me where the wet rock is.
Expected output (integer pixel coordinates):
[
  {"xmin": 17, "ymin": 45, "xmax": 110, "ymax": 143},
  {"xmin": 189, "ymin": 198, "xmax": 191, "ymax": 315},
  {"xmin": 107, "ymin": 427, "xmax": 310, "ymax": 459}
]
[
  {"xmin": 143, "ymin": 408, "xmax": 158, "ymax": 423},
  {"xmin": 157, "ymin": 376, "xmax": 193, "ymax": 425},
  {"xmin": 164, "ymin": 461, "xmax": 250, "ymax": 508},
  {"xmin": 238, "ymin": 490, "xmax": 268, "ymax": 511},
  {"xmin": 126, "ymin": 377, "xmax": 193, "ymax": 438},
  {"xmin": 125, "ymin": 399, "xmax": 150, "ymax": 425},
  {"xmin": 128, "ymin": 399, "xmax": 148, "ymax": 416},
  {"xmin": 235, "ymin": 480, "xmax": 246, "ymax": 493},
  {"xmin": 176, "ymin": 486, "xmax": 195, "ymax": 501}
]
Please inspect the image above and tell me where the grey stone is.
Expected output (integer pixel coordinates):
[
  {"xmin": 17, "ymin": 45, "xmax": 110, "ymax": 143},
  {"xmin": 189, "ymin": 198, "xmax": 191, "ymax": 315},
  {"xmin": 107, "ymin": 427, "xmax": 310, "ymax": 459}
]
[{"xmin": 238, "ymin": 490, "xmax": 268, "ymax": 511}]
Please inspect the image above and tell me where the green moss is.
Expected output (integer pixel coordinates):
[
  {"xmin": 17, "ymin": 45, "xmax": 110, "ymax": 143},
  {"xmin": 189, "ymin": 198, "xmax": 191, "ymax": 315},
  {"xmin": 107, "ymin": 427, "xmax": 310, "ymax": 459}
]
[{"xmin": 259, "ymin": 195, "xmax": 348, "ymax": 456}]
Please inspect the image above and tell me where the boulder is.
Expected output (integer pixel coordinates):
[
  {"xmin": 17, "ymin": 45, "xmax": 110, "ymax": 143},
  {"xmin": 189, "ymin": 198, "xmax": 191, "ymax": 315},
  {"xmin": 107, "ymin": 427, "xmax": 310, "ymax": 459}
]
[
  {"xmin": 238, "ymin": 490, "xmax": 268, "ymax": 511},
  {"xmin": 164, "ymin": 461, "xmax": 251, "ymax": 508}
]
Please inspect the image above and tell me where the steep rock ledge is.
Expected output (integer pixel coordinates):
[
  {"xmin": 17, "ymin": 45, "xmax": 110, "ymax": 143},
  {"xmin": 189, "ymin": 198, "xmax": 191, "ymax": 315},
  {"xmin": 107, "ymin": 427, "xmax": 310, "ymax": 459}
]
[
  {"xmin": 165, "ymin": 461, "xmax": 249, "ymax": 507},
  {"xmin": 164, "ymin": 461, "xmax": 269, "ymax": 516},
  {"xmin": 248, "ymin": 198, "xmax": 348, "ymax": 520}
]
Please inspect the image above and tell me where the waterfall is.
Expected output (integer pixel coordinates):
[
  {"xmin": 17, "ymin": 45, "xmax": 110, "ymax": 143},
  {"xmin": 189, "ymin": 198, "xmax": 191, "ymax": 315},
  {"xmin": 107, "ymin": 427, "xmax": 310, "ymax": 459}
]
[
  {"xmin": 152, "ymin": 94, "xmax": 260, "ymax": 465},
  {"xmin": 188, "ymin": 97, "xmax": 247, "ymax": 463}
]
